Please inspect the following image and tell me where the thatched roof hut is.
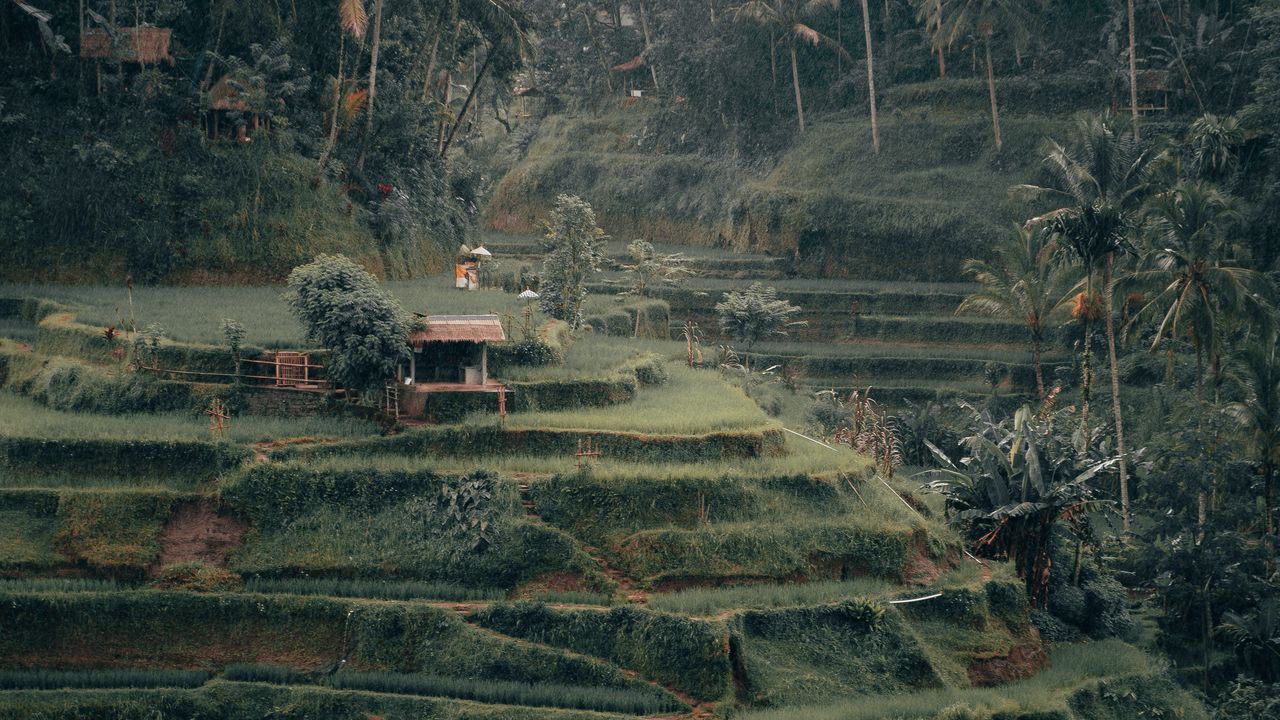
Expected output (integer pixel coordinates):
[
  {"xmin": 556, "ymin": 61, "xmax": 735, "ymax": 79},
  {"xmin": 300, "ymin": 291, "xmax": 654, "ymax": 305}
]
[{"xmin": 80, "ymin": 26, "xmax": 173, "ymax": 65}]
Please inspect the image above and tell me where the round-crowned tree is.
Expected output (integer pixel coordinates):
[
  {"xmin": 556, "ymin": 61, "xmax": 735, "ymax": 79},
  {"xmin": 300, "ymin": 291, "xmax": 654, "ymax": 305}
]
[{"xmin": 285, "ymin": 254, "xmax": 410, "ymax": 396}]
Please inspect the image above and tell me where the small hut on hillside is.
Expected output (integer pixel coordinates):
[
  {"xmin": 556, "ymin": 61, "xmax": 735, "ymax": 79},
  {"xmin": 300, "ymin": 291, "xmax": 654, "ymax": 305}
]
[{"xmin": 207, "ymin": 74, "xmax": 268, "ymax": 141}]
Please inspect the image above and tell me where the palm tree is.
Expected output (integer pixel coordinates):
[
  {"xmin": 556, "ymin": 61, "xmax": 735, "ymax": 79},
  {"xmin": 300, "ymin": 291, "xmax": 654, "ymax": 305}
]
[
  {"xmin": 1127, "ymin": 182, "xmax": 1271, "ymax": 386},
  {"xmin": 440, "ymin": 0, "xmax": 532, "ymax": 157},
  {"xmin": 1127, "ymin": 182, "xmax": 1272, "ymax": 535},
  {"xmin": 733, "ymin": 0, "xmax": 849, "ymax": 134},
  {"xmin": 318, "ymin": 0, "xmax": 369, "ymax": 171},
  {"xmin": 910, "ymin": 0, "xmax": 946, "ymax": 78},
  {"xmin": 922, "ymin": 0, "xmax": 1036, "ymax": 153},
  {"xmin": 1226, "ymin": 333, "xmax": 1280, "ymax": 542},
  {"xmin": 356, "ymin": 0, "xmax": 383, "ymax": 171},
  {"xmin": 1017, "ymin": 113, "xmax": 1153, "ymax": 535},
  {"xmin": 957, "ymin": 225, "xmax": 1071, "ymax": 401}
]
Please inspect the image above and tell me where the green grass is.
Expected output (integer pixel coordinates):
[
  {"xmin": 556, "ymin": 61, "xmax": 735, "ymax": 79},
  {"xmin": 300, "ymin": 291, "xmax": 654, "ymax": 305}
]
[
  {"xmin": 0, "ymin": 578, "xmax": 129, "ymax": 593},
  {"xmin": 0, "ymin": 669, "xmax": 210, "ymax": 690},
  {"xmin": 0, "ymin": 280, "xmax": 525, "ymax": 347},
  {"xmin": 734, "ymin": 641, "xmax": 1169, "ymax": 720},
  {"xmin": 221, "ymin": 664, "xmax": 311, "ymax": 685},
  {"xmin": 0, "ymin": 510, "xmax": 60, "ymax": 570},
  {"xmin": 0, "ymin": 392, "xmax": 378, "ymax": 442},
  {"xmin": 328, "ymin": 672, "xmax": 684, "ymax": 715},
  {"xmin": 0, "ymin": 469, "xmax": 200, "ymax": 491},
  {"xmin": 492, "ymin": 364, "xmax": 771, "ymax": 434},
  {"xmin": 647, "ymin": 578, "xmax": 898, "ymax": 615},
  {"xmin": 643, "ymin": 564, "xmax": 986, "ymax": 616},
  {"xmin": 243, "ymin": 577, "xmax": 506, "ymax": 602}
]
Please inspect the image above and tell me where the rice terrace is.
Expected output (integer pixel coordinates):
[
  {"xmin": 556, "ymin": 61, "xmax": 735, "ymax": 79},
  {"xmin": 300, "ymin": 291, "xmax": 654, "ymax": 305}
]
[{"xmin": 1, "ymin": 1, "xmax": 1278, "ymax": 719}]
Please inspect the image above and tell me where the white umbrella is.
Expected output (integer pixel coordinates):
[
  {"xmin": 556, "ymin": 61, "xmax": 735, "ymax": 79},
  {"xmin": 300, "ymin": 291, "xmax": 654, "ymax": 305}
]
[
  {"xmin": 471, "ymin": 246, "xmax": 492, "ymax": 257},
  {"xmin": 519, "ymin": 288, "xmax": 540, "ymax": 300}
]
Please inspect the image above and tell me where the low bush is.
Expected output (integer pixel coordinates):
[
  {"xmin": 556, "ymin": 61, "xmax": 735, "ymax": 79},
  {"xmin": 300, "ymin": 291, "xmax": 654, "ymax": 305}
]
[
  {"xmin": 221, "ymin": 664, "xmax": 310, "ymax": 685},
  {"xmin": 0, "ymin": 591, "xmax": 652, "ymax": 693},
  {"xmin": 616, "ymin": 521, "xmax": 919, "ymax": 584},
  {"xmin": 0, "ymin": 434, "xmax": 249, "ymax": 481},
  {"xmin": 471, "ymin": 602, "xmax": 732, "ymax": 701},
  {"xmin": 150, "ymin": 562, "xmax": 244, "ymax": 592},
  {"xmin": 273, "ymin": 424, "xmax": 786, "ymax": 463},
  {"xmin": 732, "ymin": 601, "xmax": 943, "ymax": 705}
]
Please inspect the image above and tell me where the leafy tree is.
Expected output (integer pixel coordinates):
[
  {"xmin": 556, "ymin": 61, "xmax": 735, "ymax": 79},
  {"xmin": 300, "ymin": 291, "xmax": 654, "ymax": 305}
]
[
  {"xmin": 1019, "ymin": 113, "xmax": 1154, "ymax": 534},
  {"xmin": 285, "ymin": 254, "xmax": 410, "ymax": 396},
  {"xmin": 923, "ymin": 404, "xmax": 1112, "ymax": 606},
  {"xmin": 958, "ymin": 224, "xmax": 1072, "ymax": 400},
  {"xmin": 1226, "ymin": 332, "xmax": 1280, "ymax": 542},
  {"xmin": 619, "ymin": 239, "xmax": 694, "ymax": 298},
  {"xmin": 921, "ymin": 0, "xmax": 1038, "ymax": 153},
  {"xmin": 538, "ymin": 194, "xmax": 607, "ymax": 330},
  {"xmin": 732, "ymin": 0, "xmax": 849, "ymax": 134},
  {"xmin": 715, "ymin": 282, "xmax": 804, "ymax": 369}
]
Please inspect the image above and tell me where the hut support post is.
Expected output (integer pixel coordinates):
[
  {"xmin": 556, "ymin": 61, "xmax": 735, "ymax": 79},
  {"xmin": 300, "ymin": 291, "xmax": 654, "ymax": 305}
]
[
  {"xmin": 409, "ymin": 350, "xmax": 417, "ymax": 383},
  {"xmin": 480, "ymin": 344, "xmax": 488, "ymax": 384}
]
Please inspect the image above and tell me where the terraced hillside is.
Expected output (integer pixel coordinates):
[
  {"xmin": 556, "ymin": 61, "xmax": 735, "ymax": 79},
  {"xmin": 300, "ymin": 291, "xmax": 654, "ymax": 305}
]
[
  {"xmin": 0, "ymin": 287, "xmax": 1202, "ymax": 720},
  {"xmin": 480, "ymin": 236, "xmax": 1068, "ymax": 406}
]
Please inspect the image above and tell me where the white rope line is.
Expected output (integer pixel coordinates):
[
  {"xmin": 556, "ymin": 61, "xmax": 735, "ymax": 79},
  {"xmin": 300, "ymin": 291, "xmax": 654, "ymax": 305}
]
[{"xmin": 888, "ymin": 592, "xmax": 943, "ymax": 605}]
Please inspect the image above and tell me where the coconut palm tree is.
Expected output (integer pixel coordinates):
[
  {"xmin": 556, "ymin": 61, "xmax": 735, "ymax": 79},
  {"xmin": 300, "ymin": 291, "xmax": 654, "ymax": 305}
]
[
  {"xmin": 958, "ymin": 225, "xmax": 1072, "ymax": 401},
  {"xmin": 921, "ymin": 0, "xmax": 1037, "ymax": 153},
  {"xmin": 733, "ymin": 0, "xmax": 849, "ymax": 134},
  {"xmin": 858, "ymin": 0, "xmax": 880, "ymax": 152},
  {"xmin": 1127, "ymin": 182, "xmax": 1271, "ymax": 386},
  {"xmin": 1127, "ymin": 182, "xmax": 1273, "ymax": 535},
  {"xmin": 1017, "ymin": 113, "xmax": 1154, "ymax": 535},
  {"xmin": 318, "ymin": 0, "xmax": 369, "ymax": 171}
]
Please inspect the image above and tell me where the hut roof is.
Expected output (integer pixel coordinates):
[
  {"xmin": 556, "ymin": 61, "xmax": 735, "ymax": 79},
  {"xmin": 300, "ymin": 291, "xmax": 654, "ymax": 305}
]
[
  {"xmin": 209, "ymin": 74, "xmax": 262, "ymax": 111},
  {"xmin": 80, "ymin": 26, "xmax": 173, "ymax": 64},
  {"xmin": 410, "ymin": 315, "xmax": 505, "ymax": 345},
  {"xmin": 611, "ymin": 55, "xmax": 645, "ymax": 73}
]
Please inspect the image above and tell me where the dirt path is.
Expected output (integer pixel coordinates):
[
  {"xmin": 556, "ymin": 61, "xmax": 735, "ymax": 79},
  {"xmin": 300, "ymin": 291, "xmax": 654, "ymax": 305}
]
[{"xmin": 149, "ymin": 500, "xmax": 247, "ymax": 575}]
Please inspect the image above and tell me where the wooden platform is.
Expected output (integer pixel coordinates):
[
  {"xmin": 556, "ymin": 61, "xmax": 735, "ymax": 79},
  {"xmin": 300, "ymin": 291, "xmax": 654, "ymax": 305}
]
[{"xmin": 407, "ymin": 380, "xmax": 508, "ymax": 394}]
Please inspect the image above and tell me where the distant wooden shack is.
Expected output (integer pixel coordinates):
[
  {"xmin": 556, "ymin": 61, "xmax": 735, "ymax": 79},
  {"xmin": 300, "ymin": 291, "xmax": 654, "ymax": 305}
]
[
  {"xmin": 393, "ymin": 314, "xmax": 508, "ymax": 421},
  {"xmin": 406, "ymin": 315, "xmax": 505, "ymax": 387},
  {"xmin": 80, "ymin": 26, "xmax": 174, "ymax": 65}
]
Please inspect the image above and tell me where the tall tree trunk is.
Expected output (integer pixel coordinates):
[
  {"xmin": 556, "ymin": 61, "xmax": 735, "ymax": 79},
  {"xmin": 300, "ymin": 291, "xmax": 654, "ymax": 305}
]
[
  {"xmin": 1081, "ymin": 271, "xmax": 1093, "ymax": 439},
  {"xmin": 934, "ymin": 0, "xmax": 945, "ymax": 78},
  {"xmin": 1128, "ymin": 0, "xmax": 1140, "ymax": 139},
  {"xmin": 638, "ymin": 1, "xmax": 659, "ymax": 91},
  {"xmin": 859, "ymin": 0, "xmax": 880, "ymax": 153},
  {"xmin": 1033, "ymin": 335, "xmax": 1046, "ymax": 401},
  {"xmin": 984, "ymin": 34, "xmax": 1003, "ymax": 153},
  {"xmin": 422, "ymin": 25, "xmax": 442, "ymax": 102},
  {"xmin": 770, "ymin": 34, "xmax": 778, "ymax": 87},
  {"xmin": 789, "ymin": 42, "xmax": 806, "ymax": 133},
  {"xmin": 1104, "ymin": 255, "xmax": 1132, "ymax": 536},
  {"xmin": 318, "ymin": 32, "xmax": 347, "ymax": 171},
  {"xmin": 441, "ymin": 50, "xmax": 493, "ymax": 157},
  {"xmin": 357, "ymin": 0, "xmax": 383, "ymax": 172}
]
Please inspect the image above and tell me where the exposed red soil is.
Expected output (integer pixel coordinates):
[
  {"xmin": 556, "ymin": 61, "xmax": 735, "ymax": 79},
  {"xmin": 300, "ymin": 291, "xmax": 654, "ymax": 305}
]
[
  {"xmin": 149, "ymin": 500, "xmax": 247, "ymax": 574},
  {"xmin": 967, "ymin": 640, "xmax": 1050, "ymax": 687}
]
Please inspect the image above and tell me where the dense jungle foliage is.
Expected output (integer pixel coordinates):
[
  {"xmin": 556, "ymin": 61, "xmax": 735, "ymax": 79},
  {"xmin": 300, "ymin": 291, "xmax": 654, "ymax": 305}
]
[{"xmin": 4, "ymin": 0, "xmax": 1280, "ymax": 718}]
